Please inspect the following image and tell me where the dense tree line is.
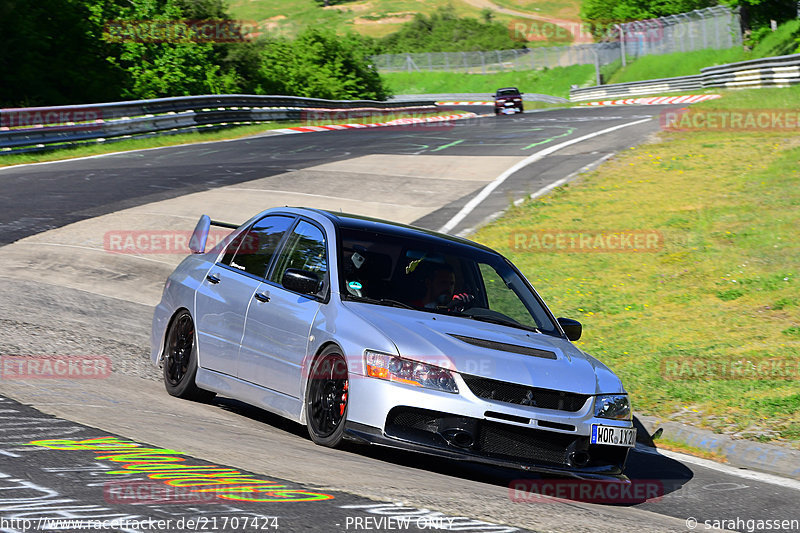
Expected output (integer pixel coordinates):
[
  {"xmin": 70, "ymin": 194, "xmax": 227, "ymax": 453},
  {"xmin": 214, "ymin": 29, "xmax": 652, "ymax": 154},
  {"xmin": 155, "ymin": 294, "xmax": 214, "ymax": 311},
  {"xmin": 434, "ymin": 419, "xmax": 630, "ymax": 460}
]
[
  {"xmin": 0, "ymin": 0, "xmax": 388, "ymax": 107},
  {"xmin": 580, "ymin": 0, "xmax": 799, "ymax": 35}
]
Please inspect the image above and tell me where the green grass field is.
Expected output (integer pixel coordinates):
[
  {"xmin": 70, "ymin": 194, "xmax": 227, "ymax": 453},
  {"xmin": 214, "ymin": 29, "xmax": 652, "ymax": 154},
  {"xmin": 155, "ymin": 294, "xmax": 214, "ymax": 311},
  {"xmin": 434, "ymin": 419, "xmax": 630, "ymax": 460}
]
[
  {"xmin": 471, "ymin": 85, "xmax": 800, "ymax": 446},
  {"xmin": 383, "ymin": 64, "xmax": 595, "ymax": 98},
  {"xmin": 492, "ymin": 0, "xmax": 580, "ymax": 19},
  {"xmin": 225, "ymin": 0, "xmax": 563, "ymax": 38},
  {"xmin": 605, "ymin": 48, "xmax": 751, "ymax": 84}
]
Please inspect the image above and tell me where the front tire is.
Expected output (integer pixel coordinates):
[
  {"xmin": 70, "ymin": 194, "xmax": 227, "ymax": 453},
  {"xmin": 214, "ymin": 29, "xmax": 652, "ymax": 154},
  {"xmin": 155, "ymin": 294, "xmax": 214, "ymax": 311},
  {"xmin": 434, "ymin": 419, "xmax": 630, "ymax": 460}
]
[
  {"xmin": 305, "ymin": 346, "xmax": 349, "ymax": 447},
  {"xmin": 163, "ymin": 310, "xmax": 216, "ymax": 402}
]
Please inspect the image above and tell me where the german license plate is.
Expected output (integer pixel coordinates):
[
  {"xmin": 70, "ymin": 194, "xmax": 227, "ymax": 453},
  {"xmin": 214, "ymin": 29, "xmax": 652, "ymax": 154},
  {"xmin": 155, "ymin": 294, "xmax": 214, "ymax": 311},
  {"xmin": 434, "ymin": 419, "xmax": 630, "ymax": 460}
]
[{"xmin": 591, "ymin": 425, "xmax": 636, "ymax": 447}]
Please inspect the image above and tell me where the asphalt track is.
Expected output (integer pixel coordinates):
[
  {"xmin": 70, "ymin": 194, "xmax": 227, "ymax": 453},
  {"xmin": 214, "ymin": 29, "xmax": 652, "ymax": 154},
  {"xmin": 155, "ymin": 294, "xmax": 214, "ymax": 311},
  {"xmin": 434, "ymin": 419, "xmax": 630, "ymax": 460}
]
[
  {"xmin": 0, "ymin": 106, "xmax": 655, "ymax": 244},
  {"xmin": 1, "ymin": 105, "xmax": 799, "ymax": 532}
]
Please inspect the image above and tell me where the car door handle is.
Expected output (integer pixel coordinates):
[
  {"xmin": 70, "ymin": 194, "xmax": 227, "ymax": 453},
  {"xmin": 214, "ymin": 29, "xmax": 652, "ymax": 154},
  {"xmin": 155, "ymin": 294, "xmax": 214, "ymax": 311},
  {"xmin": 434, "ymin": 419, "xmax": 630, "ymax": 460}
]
[
  {"xmin": 206, "ymin": 273, "xmax": 221, "ymax": 284},
  {"xmin": 254, "ymin": 292, "xmax": 270, "ymax": 303}
]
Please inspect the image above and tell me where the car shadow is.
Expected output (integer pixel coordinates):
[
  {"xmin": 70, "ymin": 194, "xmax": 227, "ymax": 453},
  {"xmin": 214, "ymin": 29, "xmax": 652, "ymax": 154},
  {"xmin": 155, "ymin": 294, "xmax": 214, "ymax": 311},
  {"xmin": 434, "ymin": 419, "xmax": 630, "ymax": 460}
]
[{"xmin": 212, "ymin": 398, "xmax": 693, "ymax": 506}]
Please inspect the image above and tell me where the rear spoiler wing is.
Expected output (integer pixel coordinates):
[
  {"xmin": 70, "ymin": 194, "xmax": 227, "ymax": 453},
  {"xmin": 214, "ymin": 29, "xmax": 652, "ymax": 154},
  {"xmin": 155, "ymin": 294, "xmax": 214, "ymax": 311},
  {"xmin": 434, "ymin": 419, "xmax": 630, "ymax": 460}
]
[{"xmin": 189, "ymin": 215, "xmax": 240, "ymax": 254}]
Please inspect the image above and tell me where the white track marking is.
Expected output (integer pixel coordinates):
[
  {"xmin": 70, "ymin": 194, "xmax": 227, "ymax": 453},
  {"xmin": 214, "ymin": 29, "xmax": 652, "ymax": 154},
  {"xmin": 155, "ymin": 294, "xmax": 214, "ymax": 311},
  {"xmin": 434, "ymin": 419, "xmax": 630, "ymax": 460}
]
[{"xmin": 438, "ymin": 118, "xmax": 652, "ymax": 233}]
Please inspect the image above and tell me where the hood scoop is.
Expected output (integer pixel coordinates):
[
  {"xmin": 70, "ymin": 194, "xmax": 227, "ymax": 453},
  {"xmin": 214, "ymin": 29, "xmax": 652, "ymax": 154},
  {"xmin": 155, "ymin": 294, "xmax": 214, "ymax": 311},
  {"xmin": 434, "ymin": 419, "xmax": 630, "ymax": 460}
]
[{"xmin": 449, "ymin": 334, "xmax": 557, "ymax": 360}]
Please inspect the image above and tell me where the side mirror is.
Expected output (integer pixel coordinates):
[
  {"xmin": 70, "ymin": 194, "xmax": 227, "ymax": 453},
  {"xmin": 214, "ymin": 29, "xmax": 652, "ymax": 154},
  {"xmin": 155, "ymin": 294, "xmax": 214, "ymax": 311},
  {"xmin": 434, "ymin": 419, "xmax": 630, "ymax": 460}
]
[
  {"xmin": 282, "ymin": 268, "xmax": 321, "ymax": 296},
  {"xmin": 189, "ymin": 215, "xmax": 211, "ymax": 254},
  {"xmin": 557, "ymin": 317, "xmax": 582, "ymax": 341}
]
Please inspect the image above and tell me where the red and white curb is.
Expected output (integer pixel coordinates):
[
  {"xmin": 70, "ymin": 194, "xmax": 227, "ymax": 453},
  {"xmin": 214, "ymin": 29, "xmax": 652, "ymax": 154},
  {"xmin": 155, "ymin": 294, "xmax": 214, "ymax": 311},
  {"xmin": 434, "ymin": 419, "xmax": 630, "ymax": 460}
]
[
  {"xmin": 271, "ymin": 112, "xmax": 479, "ymax": 134},
  {"xmin": 579, "ymin": 95, "xmax": 721, "ymax": 106}
]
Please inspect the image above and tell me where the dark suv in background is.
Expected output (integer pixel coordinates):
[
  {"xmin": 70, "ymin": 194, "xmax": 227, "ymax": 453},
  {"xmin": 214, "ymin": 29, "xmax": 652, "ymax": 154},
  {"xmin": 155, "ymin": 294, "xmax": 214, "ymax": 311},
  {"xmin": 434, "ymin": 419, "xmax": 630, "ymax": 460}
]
[{"xmin": 494, "ymin": 87, "xmax": 524, "ymax": 115}]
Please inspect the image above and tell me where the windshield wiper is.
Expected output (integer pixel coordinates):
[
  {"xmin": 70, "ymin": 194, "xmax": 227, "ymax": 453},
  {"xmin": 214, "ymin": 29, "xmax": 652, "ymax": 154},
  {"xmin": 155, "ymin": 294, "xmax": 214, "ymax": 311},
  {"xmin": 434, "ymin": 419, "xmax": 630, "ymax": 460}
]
[
  {"xmin": 344, "ymin": 295, "xmax": 415, "ymax": 310},
  {"xmin": 461, "ymin": 313, "xmax": 542, "ymax": 334}
]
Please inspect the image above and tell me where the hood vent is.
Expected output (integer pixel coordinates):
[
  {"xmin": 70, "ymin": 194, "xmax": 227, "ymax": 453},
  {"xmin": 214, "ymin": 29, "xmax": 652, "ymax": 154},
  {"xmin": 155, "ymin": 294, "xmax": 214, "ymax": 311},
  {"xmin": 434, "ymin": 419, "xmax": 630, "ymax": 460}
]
[{"xmin": 449, "ymin": 334, "xmax": 556, "ymax": 360}]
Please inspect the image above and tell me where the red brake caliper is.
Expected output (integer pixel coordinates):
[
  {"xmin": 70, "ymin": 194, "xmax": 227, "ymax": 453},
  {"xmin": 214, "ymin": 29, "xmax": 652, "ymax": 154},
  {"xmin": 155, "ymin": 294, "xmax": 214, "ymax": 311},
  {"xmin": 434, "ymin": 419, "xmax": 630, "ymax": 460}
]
[{"xmin": 340, "ymin": 381, "xmax": 349, "ymax": 416}]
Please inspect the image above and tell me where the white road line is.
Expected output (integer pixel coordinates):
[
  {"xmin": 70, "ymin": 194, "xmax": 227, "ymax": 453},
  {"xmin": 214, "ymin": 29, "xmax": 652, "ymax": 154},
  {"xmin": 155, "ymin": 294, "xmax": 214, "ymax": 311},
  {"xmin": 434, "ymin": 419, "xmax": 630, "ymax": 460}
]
[
  {"xmin": 456, "ymin": 152, "xmax": 615, "ymax": 237},
  {"xmin": 437, "ymin": 117, "xmax": 653, "ymax": 234},
  {"xmin": 636, "ymin": 445, "xmax": 800, "ymax": 490}
]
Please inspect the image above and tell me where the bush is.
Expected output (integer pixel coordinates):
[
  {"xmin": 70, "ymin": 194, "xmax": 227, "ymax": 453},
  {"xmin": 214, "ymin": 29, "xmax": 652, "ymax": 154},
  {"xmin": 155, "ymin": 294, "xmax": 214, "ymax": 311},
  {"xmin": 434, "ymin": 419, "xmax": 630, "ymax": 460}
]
[
  {"xmin": 379, "ymin": 6, "xmax": 526, "ymax": 53},
  {"xmin": 256, "ymin": 28, "xmax": 390, "ymax": 100},
  {"xmin": 750, "ymin": 19, "xmax": 800, "ymax": 57}
]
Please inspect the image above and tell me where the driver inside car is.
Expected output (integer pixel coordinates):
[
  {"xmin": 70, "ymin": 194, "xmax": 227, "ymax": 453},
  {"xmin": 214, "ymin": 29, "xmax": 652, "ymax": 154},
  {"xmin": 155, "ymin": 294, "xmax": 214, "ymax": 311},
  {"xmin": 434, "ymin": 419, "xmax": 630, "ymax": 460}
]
[{"xmin": 411, "ymin": 263, "xmax": 474, "ymax": 311}]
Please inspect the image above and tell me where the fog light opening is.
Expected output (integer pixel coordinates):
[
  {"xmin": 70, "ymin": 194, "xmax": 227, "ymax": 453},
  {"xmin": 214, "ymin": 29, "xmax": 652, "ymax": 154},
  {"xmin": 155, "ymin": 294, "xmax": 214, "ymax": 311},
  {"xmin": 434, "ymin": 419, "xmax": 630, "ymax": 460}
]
[
  {"xmin": 568, "ymin": 450, "xmax": 591, "ymax": 468},
  {"xmin": 441, "ymin": 429, "xmax": 474, "ymax": 449}
]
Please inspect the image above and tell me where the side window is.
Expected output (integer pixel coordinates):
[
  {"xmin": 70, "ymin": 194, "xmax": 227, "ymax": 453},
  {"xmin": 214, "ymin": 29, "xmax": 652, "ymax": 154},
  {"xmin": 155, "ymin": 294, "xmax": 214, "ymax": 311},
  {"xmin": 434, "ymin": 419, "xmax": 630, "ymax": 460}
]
[
  {"xmin": 270, "ymin": 221, "xmax": 328, "ymax": 295},
  {"xmin": 220, "ymin": 215, "xmax": 294, "ymax": 278},
  {"xmin": 478, "ymin": 263, "xmax": 539, "ymax": 328}
]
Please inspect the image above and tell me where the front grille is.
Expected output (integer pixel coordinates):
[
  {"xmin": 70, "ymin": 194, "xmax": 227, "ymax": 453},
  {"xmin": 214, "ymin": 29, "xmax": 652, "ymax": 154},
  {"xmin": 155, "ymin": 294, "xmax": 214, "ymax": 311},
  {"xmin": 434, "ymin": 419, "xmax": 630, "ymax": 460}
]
[
  {"xmin": 478, "ymin": 420, "xmax": 577, "ymax": 465},
  {"xmin": 461, "ymin": 374, "xmax": 590, "ymax": 412},
  {"xmin": 385, "ymin": 407, "xmax": 587, "ymax": 467}
]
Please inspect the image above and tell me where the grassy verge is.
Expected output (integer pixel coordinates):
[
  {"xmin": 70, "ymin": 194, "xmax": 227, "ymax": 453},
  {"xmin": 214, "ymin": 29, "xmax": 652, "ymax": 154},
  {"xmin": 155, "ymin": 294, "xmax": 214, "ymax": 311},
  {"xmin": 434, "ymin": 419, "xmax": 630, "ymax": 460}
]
[
  {"xmin": 0, "ymin": 109, "xmax": 454, "ymax": 167},
  {"xmin": 606, "ymin": 48, "xmax": 750, "ymax": 84},
  {"xmin": 383, "ymin": 64, "xmax": 594, "ymax": 98},
  {"xmin": 604, "ymin": 21, "xmax": 800, "ymax": 85},
  {"xmin": 472, "ymin": 90, "xmax": 800, "ymax": 447}
]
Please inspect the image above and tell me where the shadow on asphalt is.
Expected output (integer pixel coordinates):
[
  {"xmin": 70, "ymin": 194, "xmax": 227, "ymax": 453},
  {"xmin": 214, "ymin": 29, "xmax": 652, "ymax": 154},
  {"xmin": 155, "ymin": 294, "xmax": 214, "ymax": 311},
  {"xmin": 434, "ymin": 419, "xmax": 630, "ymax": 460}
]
[{"xmin": 213, "ymin": 398, "xmax": 693, "ymax": 506}]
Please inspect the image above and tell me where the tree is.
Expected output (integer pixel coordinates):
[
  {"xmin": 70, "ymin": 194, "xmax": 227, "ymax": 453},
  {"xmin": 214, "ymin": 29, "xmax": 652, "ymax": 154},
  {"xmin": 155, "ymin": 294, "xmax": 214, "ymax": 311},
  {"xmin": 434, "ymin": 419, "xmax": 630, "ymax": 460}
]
[
  {"xmin": 256, "ymin": 28, "xmax": 389, "ymax": 100},
  {"xmin": 0, "ymin": 0, "xmax": 126, "ymax": 106},
  {"xmin": 106, "ymin": 0, "xmax": 240, "ymax": 99}
]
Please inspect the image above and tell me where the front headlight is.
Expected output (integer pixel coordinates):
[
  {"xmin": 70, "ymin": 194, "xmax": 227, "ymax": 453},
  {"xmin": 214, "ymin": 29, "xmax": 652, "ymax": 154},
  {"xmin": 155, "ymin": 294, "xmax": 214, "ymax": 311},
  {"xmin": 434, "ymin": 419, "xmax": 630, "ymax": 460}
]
[
  {"xmin": 364, "ymin": 351, "xmax": 458, "ymax": 394},
  {"xmin": 593, "ymin": 394, "xmax": 632, "ymax": 420}
]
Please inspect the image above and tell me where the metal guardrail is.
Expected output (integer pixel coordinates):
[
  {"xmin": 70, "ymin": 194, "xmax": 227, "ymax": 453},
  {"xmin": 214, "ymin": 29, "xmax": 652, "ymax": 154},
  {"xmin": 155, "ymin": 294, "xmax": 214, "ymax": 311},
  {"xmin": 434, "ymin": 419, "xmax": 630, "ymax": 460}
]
[
  {"xmin": 569, "ymin": 53, "xmax": 800, "ymax": 101},
  {"xmin": 0, "ymin": 94, "xmax": 436, "ymax": 154},
  {"xmin": 701, "ymin": 53, "xmax": 800, "ymax": 88},
  {"xmin": 570, "ymin": 75, "xmax": 703, "ymax": 101}
]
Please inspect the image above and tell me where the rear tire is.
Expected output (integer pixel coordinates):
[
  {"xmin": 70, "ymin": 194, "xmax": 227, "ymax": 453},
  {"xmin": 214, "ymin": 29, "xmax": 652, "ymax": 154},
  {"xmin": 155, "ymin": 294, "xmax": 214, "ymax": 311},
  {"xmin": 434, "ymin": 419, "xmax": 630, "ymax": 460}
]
[
  {"xmin": 305, "ymin": 346, "xmax": 349, "ymax": 447},
  {"xmin": 163, "ymin": 310, "xmax": 216, "ymax": 402}
]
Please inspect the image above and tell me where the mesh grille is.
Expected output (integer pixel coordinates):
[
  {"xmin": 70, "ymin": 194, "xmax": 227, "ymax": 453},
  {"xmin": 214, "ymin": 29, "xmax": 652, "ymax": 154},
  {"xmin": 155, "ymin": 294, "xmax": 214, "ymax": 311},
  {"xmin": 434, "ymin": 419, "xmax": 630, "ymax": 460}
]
[
  {"xmin": 461, "ymin": 374, "xmax": 589, "ymax": 412},
  {"xmin": 478, "ymin": 421, "xmax": 577, "ymax": 465},
  {"xmin": 388, "ymin": 409, "xmax": 440, "ymax": 433}
]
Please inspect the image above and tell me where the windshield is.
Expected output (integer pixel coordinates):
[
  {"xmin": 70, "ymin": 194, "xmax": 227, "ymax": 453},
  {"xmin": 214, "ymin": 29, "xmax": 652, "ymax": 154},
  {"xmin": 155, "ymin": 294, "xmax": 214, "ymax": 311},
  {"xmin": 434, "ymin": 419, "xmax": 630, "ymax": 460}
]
[
  {"xmin": 496, "ymin": 89, "xmax": 519, "ymax": 97},
  {"xmin": 337, "ymin": 227, "xmax": 558, "ymax": 335}
]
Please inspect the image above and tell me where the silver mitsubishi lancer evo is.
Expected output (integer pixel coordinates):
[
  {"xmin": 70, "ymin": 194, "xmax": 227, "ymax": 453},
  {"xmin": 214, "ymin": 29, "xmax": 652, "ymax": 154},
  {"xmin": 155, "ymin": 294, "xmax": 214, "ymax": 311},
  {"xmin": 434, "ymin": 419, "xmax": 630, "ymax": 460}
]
[{"xmin": 151, "ymin": 207, "xmax": 636, "ymax": 479}]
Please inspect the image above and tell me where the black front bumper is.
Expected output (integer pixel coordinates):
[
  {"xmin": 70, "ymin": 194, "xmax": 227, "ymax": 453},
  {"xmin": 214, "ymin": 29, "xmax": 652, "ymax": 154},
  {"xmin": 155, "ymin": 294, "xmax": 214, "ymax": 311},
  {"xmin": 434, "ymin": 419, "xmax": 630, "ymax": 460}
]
[{"xmin": 345, "ymin": 407, "xmax": 630, "ymax": 481}]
